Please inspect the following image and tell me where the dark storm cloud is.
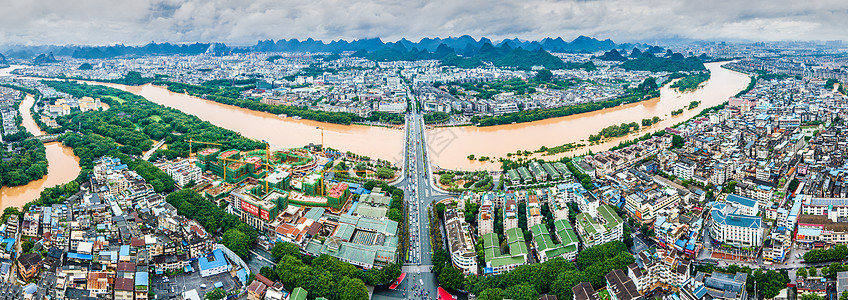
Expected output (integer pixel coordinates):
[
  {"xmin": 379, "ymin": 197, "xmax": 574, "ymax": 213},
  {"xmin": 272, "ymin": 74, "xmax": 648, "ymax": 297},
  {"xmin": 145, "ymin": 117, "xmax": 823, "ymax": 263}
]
[{"xmin": 0, "ymin": 0, "xmax": 846, "ymax": 45}]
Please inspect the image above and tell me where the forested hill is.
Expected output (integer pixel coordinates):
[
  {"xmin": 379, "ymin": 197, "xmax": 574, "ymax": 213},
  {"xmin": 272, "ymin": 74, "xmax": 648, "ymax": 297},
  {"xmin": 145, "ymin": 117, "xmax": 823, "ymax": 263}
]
[
  {"xmin": 596, "ymin": 48, "xmax": 708, "ymax": 72},
  {"xmin": 352, "ymin": 42, "xmax": 597, "ymax": 70},
  {"xmin": 0, "ymin": 35, "xmax": 618, "ymax": 60}
]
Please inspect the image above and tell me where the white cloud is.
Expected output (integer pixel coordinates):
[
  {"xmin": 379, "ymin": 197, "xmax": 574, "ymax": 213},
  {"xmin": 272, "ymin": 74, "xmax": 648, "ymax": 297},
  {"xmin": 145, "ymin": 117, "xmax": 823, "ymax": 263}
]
[{"xmin": 0, "ymin": 0, "xmax": 846, "ymax": 45}]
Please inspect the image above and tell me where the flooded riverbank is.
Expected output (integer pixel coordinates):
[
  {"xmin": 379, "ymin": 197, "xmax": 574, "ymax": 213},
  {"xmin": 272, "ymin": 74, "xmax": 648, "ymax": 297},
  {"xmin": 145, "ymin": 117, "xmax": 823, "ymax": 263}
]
[
  {"xmin": 0, "ymin": 92, "xmax": 81, "ymax": 209},
  {"xmin": 425, "ymin": 62, "xmax": 750, "ymax": 170}
]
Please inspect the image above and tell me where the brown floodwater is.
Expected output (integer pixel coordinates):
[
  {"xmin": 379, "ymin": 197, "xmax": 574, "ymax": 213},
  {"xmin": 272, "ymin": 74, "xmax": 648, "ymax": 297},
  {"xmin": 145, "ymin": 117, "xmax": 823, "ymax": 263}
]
[
  {"xmin": 87, "ymin": 82, "xmax": 407, "ymax": 163},
  {"xmin": 425, "ymin": 62, "xmax": 750, "ymax": 170},
  {"xmin": 0, "ymin": 93, "xmax": 81, "ymax": 209},
  {"xmin": 17, "ymin": 61, "xmax": 747, "ymax": 174},
  {"xmin": 19, "ymin": 94, "xmax": 45, "ymax": 136}
]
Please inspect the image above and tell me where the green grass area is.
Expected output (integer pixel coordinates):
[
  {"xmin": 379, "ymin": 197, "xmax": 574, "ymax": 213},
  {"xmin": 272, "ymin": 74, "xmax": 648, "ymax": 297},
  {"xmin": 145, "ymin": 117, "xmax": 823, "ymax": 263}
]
[
  {"xmin": 103, "ymin": 95, "xmax": 125, "ymax": 104},
  {"xmin": 149, "ymin": 115, "xmax": 162, "ymax": 122},
  {"xmin": 599, "ymin": 289, "xmax": 611, "ymax": 300}
]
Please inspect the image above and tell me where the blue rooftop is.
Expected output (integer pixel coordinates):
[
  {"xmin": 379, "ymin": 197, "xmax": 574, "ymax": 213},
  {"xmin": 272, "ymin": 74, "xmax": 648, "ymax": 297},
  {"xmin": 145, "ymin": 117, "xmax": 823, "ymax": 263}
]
[
  {"xmin": 694, "ymin": 284, "xmax": 708, "ymax": 299},
  {"xmin": 198, "ymin": 249, "xmax": 229, "ymax": 271},
  {"xmin": 237, "ymin": 268, "xmax": 247, "ymax": 283},
  {"xmin": 2, "ymin": 238, "xmax": 14, "ymax": 253},
  {"xmin": 711, "ymin": 203, "xmax": 762, "ymax": 229},
  {"xmin": 99, "ymin": 251, "xmax": 117, "ymax": 262},
  {"xmin": 119, "ymin": 245, "xmax": 130, "ymax": 257},
  {"xmin": 797, "ymin": 228, "xmax": 822, "ymax": 237},
  {"xmin": 67, "ymin": 252, "xmax": 93, "ymax": 260},
  {"xmin": 135, "ymin": 271, "xmax": 148, "ymax": 286},
  {"xmin": 726, "ymin": 194, "xmax": 757, "ymax": 209}
]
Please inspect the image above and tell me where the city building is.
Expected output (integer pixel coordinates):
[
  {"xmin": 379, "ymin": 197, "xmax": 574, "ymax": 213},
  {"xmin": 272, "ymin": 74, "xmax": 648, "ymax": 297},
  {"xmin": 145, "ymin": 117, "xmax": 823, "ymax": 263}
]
[
  {"xmin": 606, "ymin": 269, "xmax": 642, "ymax": 300},
  {"xmin": 575, "ymin": 205, "xmax": 623, "ymax": 248},
  {"xmin": 481, "ymin": 228, "xmax": 528, "ymax": 275},
  {"xmin": 198, "ymin": 249, "xmax": 232, "ymax": 277},
  {"xmin": 444, "ymin": 207, "xmax": 478, "ymax": 275},
  {"xmin": 689, "ymin": 272, "xmax": 748, "ymax": 300},
  {"xmin": 709, "ymin": 202, "xmax": 763, "ymax": 248}
]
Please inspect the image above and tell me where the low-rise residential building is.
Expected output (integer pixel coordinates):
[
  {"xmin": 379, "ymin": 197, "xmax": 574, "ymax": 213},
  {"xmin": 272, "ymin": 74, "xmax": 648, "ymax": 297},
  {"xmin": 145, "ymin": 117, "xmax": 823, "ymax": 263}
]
[
  {"xmin": 709, "ymin": 202, "xmax": 764, "ymax": 249},
  {"xmin": 529, "ymin": 219, "xmax": 579, "ymax": 263},
  {"xmin": 444, "ymin": 207, "xmax": 478, "ymax": 275},
  {"xmin": 478, "ymin": 199, "xmax": 494, "ymax": 236},
  {"xmin": 606, "ymin": 269, "xmax": 642, "ymax": 300},
  {"xmin": 575, "ymin": 205, "xmax": 623, "ymax": 248},
  {"xmin": 689, "ymin": 271, "xmax": 748, "ymax": 300},
  {"xmin": 627, "ymin": 249, "xmax": 690, "ymax": 293},
  {"xmin": 481, "ymin": 227, "xmax": 528, "ymax": 275},
  {"xmin": 198, "ymin": 249, "xmax": 232, "ymax": 277}
]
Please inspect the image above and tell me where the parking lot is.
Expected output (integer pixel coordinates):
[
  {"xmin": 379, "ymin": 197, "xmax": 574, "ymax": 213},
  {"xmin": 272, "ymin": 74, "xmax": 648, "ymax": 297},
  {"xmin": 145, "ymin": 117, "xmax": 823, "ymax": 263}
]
[{"xmin": 151, "ymin": 261, "xmax": 241, "ymax": 299}]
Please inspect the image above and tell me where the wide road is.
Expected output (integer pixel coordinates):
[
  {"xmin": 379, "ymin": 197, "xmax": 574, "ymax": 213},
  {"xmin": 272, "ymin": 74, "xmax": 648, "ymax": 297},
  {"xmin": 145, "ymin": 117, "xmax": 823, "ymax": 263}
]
[{"xmin": 373, "ymin": 92, "xmax": 452, "ymax": 300}]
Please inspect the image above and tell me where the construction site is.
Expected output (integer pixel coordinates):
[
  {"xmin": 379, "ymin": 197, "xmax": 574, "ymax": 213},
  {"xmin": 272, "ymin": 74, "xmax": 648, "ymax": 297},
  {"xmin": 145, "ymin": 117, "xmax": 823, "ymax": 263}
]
[
  {"xmin": 158, "ymin": 139, "xmax": 402, "ymax": 270},
  {"xmin": 187, "ymin": 139, "xmax": 355, "ymax": 216}
]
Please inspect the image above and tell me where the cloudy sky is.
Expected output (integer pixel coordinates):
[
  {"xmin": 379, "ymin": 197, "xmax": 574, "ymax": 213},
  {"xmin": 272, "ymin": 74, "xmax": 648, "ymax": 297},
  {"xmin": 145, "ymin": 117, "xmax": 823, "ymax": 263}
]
[{"xmin": 1, "ymin": 0, "xmax": 847, "ymax": 46}]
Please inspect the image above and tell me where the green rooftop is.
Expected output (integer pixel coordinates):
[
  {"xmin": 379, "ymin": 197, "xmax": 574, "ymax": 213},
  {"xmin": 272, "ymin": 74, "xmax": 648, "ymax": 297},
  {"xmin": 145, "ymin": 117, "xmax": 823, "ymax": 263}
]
[
  {"xmin": 505, "ymin": 227, "xmax": 525, "ymax": 243},
  {"xmin": 554, "ymin": 219, "xmax": 579, "ymax": 246},
  {"xmin": 531, "ymin": 221, "xmax": 578, "ymax": 260},
  {"xmin": 482, "ymin": 233, "xmax": 500, "ymax": 249},
  {"xmin": 508, "ymin": 240, "xmax": 529, "ymax": 255},
  {"xmin": 597, "ymin": 205, "xmax": 622, "ymax": 229},
  {"xmin": 489, "ymin": 255, "xmax": 527, "ymax": 268},
  {"xmin": 291, "ymin": 287, "xmax": 308, "ymax": 300},
  {"xmin": 576, "ymin": 213, "xmax": 599, "ymax": 235}
]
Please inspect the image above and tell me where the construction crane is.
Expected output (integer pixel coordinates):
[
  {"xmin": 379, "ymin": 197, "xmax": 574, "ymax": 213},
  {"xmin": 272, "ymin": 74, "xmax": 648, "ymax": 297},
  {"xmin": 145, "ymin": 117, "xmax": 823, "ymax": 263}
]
[
  {"xmin": 186, "ymin": 139, "xmax": 223, "ymax": 158},
  {"xmin": 315, "ymin": 127, "xmax": 327, "ymax": 153},
  {"xmin": 217, "ymin": 155, "xmax": 280, "ymax": 194},
  {"xmin": 187, "ymin": 138, "xmax": 279, "ymax": 193}
]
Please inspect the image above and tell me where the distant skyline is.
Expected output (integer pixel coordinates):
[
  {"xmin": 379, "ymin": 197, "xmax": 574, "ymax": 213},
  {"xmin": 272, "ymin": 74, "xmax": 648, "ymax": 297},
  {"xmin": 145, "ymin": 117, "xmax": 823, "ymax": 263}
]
[{"xmin": 1, "ymin": 0, "xmax": 848, "ymax": 46}]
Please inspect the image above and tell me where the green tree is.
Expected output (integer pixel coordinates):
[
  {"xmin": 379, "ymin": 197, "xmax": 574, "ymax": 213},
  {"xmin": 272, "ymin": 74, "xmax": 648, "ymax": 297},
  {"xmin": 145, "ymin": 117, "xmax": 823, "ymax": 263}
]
[
  {"xmin": 1, "ymin": 207, "xmax": 21, "ymax": 223},
  {"xmin": 334, "ymin": 277, "xmax": 369, "ymax": 300},
  {"xmin": 535, "ymin": 69, "xmax": 553, "ymax": 82},
  {"xmin": 259, "ymin": 266, "xmax": 278, "ymax": 281},
  {"xmin": 276, "ymin": 255, "xmax": 308, "ymax": 289},
  {"xmin": 809, "ymin": 267, "xmax": 817, "ymax": 277},
  {"xmin": 436, "ymin": 203, "xmax": 446, "ymax": 217},
  {"xmin": 551, "ymin": 270, "xmax": 586, "ymax": 300},
  {"xmin": 440, "ymin": 173, "xmax": 454, "ymax": 185},
  {"xmin": 754, "ymin": 270, "xmax": 787, "ymax": 299},
  {"xmin": 296, "ymin": 267, "xmax": 334, "ymax": 299},
  {"xmin": 221, "ymin": 229, "xmax": 251, "ymax": 258},
  {"xmin": 380, "ymin": 263, "xmax": 403, "ymax": 286},
  {"xmin": 271, "ymin": 242, "xmax": 301, "ymax": 262},
  {"xmin": 478, "ymin": 288, "xmax": 505, "ymax": 300},
  {"xmin": 802, "ymin": 294, "xmax": 824, "ymax": 300},
  {"xmin": 503, "ymin": 284, "xmax": 538, "ymax": 300},
  {"xmin": 387, "ymin": 208, "xmax": 403, "ymax": 223},
  {"xmin": 204, "ymin": 288, "xmax": 227, "ymax": 300},
  {"xmin": 177, "ymin": 202, "xmax": 196, "ymax": 218},
  {"xmin": 376, "ymin": 167, "xmax": 394, "ymax": 179},
  {"xmin": 797, "ymin": 267, "xmax": 807, "ymax": 278},
  {"xmin": 438, "ymin": 266, "xmax": 467, "ymax": 291},
  {"xmin": 21, "ymin": 240, "xmax": 34, "ymax": 254}
]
